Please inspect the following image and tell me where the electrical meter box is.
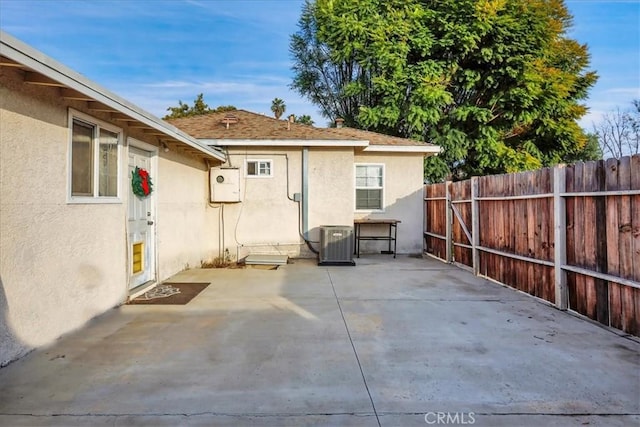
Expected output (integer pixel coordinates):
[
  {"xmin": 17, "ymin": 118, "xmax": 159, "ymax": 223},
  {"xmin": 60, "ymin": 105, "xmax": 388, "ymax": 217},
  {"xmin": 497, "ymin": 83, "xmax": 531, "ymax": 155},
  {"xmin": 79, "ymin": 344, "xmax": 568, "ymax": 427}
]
[{"xmin": 210, "ymin": 167, "xmax": 241, "ymax": 202}]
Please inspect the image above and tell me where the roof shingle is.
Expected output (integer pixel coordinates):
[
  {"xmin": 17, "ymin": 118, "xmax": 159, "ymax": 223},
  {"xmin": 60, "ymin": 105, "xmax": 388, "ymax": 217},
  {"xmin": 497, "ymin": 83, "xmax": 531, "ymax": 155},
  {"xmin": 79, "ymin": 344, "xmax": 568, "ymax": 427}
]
[{"xmin": 167, "ymin": 110, "xmax": 437, "ymax": 148}]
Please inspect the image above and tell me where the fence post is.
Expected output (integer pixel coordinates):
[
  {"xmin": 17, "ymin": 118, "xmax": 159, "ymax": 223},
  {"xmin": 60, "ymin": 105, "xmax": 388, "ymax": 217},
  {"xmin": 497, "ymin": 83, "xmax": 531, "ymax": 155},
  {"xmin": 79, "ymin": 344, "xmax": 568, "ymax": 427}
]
[
  {"xmin": 471, "ymin": 177, "xmax": 480, "ymax": 275},
  {"xmin": 553, "ymin": 165, "xmax": 568, "ymax": 310},
  {"xmin": 422, "ymin": 184, "xmax": 427, "ymax": 254},
  {"xmin": 445, "ymin": 181, "xmax": 452, "ymax": 263}
]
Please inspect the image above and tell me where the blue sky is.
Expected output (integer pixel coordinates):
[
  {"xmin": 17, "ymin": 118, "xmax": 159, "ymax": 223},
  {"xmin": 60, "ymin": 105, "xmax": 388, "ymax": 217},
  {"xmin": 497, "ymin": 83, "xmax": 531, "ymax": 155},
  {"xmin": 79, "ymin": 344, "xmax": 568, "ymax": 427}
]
[{"xmin": 1, "ymin": 0, "xmax": 638, "ymax": 129}]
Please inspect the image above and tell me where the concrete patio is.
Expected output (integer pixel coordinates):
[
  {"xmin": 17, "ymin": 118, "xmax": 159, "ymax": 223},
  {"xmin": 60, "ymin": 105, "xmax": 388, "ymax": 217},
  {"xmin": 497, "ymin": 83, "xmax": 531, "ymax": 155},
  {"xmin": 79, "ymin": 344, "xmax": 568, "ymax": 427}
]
[{"xmin": 0, "ymin": 255, "xmax": 638, "ymax": 426}]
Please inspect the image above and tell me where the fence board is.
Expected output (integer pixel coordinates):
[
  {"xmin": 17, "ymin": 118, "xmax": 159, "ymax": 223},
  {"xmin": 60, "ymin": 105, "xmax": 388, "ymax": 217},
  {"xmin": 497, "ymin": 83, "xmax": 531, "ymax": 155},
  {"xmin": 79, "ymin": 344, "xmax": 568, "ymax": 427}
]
[
  {"xmin": 606, "ymin": 158, "xmax": 621, "ymax": 328},
  {"xmin": 566, "ymin": 165, "xmax": 576, "ymax": 311},
  {"xmin": 424, "ymin": 182, "xmax": 447, "ymax": 260},
  {"xmin": 632, "ymin": 155, "xmax": 640, "ymax": 284},
  {"xmin": 582, "ymin": 161, "xmax": 598, "ymax": 319},
  {"xmin": 631, "ymin": 156, "xmax": 640, "ymax": 335},
  {"xmin": 575, "ymin": 163, "xmax": 588, "ymax": 316},
  {"xmin": 450, "ymin": 180, "xmax": 472, "ymax": 267},
  {"xmin": 618, "ymin": 156, "xmax": 633, "ymax": 281},
  {"xmin": 621, "ymin": 285, "xmax": 639, "ymax": 335}
]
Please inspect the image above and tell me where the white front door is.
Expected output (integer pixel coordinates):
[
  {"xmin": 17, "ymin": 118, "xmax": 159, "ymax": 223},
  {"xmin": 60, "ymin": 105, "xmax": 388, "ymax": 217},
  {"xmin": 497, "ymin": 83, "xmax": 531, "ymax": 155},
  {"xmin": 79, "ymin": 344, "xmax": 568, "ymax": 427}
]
[{"xmin": 128, "ymin": 146, "xmax": 156, "ymax": 290}]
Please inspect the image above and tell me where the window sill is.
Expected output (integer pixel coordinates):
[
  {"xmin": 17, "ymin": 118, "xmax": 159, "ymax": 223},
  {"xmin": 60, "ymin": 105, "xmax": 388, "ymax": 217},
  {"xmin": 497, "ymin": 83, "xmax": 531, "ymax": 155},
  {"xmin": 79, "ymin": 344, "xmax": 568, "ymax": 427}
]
[
  {"xmin": 355, "ymin": 209, "xmax": 385, "ymax": 213},
  {"xmin": 67, "ymin": 197, "xmax": 122, "ymax": 205}
]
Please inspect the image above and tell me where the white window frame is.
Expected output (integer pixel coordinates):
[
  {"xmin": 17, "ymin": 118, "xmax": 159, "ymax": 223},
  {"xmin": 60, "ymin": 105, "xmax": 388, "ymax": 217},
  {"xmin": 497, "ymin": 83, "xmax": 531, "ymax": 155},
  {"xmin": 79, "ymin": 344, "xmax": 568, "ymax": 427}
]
[
  {"xmin": 245, "ymin": 159, "xmax": 273, "ymax": 178},
  {"xmin": 67, "ymin": 109, "xmax": 123, "ymax": 204},
  {"xmin": 355, "ymin": 163, "xmax": 385, "ymax": 212}
]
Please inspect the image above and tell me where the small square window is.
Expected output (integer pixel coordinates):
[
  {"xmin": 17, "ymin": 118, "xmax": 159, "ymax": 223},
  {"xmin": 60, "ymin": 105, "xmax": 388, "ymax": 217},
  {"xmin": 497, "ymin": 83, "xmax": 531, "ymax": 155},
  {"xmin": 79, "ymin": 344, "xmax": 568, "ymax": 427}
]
[{"xmin": 246, "ymin": 160, "xmax": 272, "ymax": 177}]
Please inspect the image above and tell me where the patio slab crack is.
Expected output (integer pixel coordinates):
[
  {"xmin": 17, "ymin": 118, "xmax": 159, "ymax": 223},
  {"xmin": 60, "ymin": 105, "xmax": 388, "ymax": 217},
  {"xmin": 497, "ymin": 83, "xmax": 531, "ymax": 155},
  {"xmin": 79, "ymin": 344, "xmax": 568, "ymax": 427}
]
[{"xmin": 326, "ymin": 269, "xmax": 381, "ymax": 427}]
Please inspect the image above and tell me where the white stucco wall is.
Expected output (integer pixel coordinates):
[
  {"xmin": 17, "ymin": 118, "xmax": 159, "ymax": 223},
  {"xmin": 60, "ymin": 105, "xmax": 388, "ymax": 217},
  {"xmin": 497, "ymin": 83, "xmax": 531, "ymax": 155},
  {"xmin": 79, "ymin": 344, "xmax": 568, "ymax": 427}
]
[
  {"xmin": 354, "ymin": 152, "xmax": 425, "ymax": 254},
  {"xmin": 212, "ymin": 146, "xmax": 424, "ymax": 258},
  {"xmin": 213, "ymin": 147, "xmax": 358, "ymax": 259},
  {"xmin": 0, "ymin": 68, "xmax": 221, "ymax": 366},
  {"xmin": 220, "ymin": 149, "xmax": 304, "ymax": 259},
  {"xmin": 0, "ymin": 69, "xmax": 129, "ymax": 366},
  {"xmin": 308, "ymin": 148, "xmax": 356, "ymax": 241},
  {"xmin": 156, "ymin": 152, "xmax": 219, "ymax": 279}
]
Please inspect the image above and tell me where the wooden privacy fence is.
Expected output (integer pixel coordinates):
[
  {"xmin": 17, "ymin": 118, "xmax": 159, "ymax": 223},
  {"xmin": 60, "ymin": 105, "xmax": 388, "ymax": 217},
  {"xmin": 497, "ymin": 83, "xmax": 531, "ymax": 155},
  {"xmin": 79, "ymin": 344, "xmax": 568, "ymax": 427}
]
[{"xmin": 424, "ymin": 155, "xmax": 640, "ymax": 336}]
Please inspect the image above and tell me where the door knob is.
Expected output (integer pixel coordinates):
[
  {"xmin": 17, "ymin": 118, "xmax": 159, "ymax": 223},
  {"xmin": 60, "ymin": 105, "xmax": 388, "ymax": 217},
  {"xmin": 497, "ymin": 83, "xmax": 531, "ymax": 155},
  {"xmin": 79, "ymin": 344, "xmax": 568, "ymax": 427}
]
[{"xmin": 147, "ymin": 220, "xmax": 154, "ymax": 225}]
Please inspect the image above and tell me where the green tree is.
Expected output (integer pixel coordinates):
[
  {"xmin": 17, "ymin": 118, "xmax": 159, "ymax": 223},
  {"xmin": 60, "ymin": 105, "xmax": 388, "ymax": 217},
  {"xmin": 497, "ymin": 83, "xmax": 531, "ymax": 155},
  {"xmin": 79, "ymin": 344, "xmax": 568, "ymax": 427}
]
[
  {"xmin": 213, "ymin": 105, "xmax": 238, "ymax": 113},
  {"xmin": 294, "ymin": 114, "xmax": 315, "ymax": 125},
  {"xmin": 563, "ymin": 133, "xmax": 602, "ymax": 163},
  {"xmin": 271, "ymin": 98, "xmax": 287, "ymax": 119},
  {"xmin": 291, "ymin": 0, "xmax": 597, "ymax": 181},
  {"xmin": 164, "ymin": 94, "xmax": 236, "ymax": 119}
]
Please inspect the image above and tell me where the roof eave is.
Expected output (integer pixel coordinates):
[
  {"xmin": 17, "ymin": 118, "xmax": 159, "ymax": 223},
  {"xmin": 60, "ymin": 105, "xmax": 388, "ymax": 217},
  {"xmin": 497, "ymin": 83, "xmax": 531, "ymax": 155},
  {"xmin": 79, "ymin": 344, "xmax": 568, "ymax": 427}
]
[
  {"xmin": 201, "ymin": 139, "xmax": 370, "ymax": 147},
  {"xmin": 362, "ymin": 145, "xmax": 442, "ymax": 154},
  {"xmin": 0, "ymin": 31, "xmax": 225, "ymax": 162}
]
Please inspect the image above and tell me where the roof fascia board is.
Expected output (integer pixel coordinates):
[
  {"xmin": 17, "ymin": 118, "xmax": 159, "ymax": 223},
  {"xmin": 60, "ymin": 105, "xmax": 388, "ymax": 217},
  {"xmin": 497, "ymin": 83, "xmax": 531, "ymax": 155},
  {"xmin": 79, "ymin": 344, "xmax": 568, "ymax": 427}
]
[
  {"xmin": 201, "ymin": 139, "xmax": 369, "ymax": 147},
  {"xmin": 363, "ymin": 145, "xmax": 441, "ymax": 153},
  {"xmin": 0, "ymin": 31, "xmax": 224, "ymax": 162}
]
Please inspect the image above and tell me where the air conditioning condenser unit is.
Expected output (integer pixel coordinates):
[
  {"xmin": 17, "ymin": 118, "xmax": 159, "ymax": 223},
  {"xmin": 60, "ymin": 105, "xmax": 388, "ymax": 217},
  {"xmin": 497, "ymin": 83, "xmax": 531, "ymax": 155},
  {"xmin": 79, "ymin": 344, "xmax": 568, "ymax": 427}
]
[{"xmin": 318, "ymin": 226, "xmax": 355, "ymax": 266}]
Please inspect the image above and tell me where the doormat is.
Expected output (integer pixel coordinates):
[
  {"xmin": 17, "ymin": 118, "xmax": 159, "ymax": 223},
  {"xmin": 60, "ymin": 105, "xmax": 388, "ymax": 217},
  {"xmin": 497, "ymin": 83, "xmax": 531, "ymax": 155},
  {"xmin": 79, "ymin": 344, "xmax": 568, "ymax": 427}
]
[{"xmin": 128, "ymin": 283, "xmax": 210, "ymax": 305}]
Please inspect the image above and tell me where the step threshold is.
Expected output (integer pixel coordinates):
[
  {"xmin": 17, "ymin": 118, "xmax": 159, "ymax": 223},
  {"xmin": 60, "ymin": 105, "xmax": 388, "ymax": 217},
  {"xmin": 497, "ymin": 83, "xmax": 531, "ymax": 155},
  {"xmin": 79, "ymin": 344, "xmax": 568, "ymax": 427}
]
[{"xmin": 245, "ymin": 254, "xmax": 289, "ymax": 265}]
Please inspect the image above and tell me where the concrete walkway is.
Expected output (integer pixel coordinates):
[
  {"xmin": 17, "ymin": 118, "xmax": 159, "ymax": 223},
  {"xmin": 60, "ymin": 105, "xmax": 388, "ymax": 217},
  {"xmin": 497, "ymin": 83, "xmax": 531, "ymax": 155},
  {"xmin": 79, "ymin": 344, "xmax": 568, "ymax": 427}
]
[{"xmin": 0, "ymin": 256, "xmax": 638, "ymax": 426}]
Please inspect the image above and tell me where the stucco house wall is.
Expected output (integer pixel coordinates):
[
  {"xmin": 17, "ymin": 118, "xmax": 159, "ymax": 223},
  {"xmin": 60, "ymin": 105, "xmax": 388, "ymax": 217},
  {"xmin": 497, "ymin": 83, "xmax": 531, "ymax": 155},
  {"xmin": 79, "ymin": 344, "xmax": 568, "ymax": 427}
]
[
  {"xmin": 209, "ymin": 144, "xmax": 424, "ymax": 258},
  {"xmin": 354, "ymin": 152, "xmax": 425, "ymax": 254},
  {"xmin": 0, "ymin": 67, "xmax": 129, "ymax": 365},
  {"xmin": 156, "ymin": 152, "xmax": 219, "ymax": 278},
  {"xmin": 308, "ymin": 147, "xmax": 356, "ymax": 240},
  {"xmin": 0, "ymin": 65, "xmax": 221, "ymax": 366},
  {"xmin": 221, "ymin": 148, "xmax": 303, "ymax": 259},
  {"xmin": 213, "ymin": 147, "xmax": 358, "ymax": 260}
]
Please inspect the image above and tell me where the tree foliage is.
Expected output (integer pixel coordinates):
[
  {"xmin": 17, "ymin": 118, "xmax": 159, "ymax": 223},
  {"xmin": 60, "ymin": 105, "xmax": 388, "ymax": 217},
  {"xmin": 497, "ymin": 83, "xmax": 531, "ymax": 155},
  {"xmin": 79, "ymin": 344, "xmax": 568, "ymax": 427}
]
[
  {"xmin": 290, "ymin": 0, "xmax": 597, "ymax": 181},
  {"xmin": 593, "ymin": 100, "xmax": 640, "ymax": 158},
  {"xmin": 294, "ymin": 114, "xmax": 315, "ymax": 125},
  {"xmin": 563, "ymin": 133, "xmax": 602, "ymax": 163},
  {"xmin": 271, "ymin": 98, "xmax": 287, "ymax": 119},
  {"xmin": 164, "ymin": 94, "xmax": 236, "ymax": 119}
]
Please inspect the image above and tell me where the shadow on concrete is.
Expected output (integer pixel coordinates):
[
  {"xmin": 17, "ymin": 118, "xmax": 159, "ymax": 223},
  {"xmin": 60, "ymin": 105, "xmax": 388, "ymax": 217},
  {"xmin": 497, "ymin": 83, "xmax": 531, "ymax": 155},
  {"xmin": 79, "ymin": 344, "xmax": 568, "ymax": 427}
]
[{"xmin": 0, "ymin": 276, "xmax": 26, "ymax": 368}]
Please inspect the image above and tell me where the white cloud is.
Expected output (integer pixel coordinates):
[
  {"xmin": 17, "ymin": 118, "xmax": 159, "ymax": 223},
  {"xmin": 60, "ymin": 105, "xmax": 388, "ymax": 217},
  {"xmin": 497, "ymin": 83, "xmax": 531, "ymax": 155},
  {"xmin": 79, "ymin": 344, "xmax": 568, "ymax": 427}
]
[
  {"xmin": 108, "ymin": 78, "xmax": 323, "ymax": 124},
  {"xmin": 601, "ymin": 87, "xmax": 640, "ymax": 97}
]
